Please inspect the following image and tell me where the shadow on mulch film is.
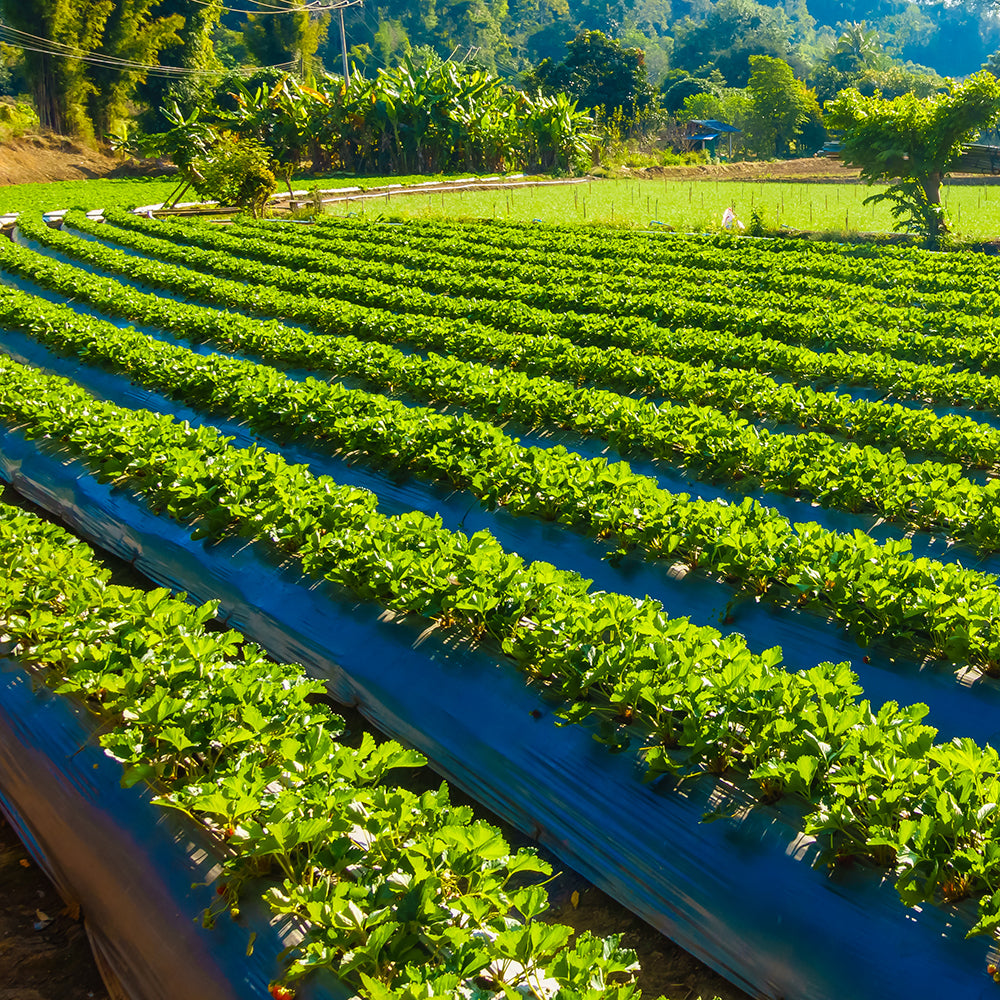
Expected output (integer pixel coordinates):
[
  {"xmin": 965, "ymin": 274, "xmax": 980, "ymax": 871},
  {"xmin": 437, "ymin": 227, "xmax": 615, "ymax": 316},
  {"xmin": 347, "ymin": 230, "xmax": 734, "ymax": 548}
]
[{"xmin": 0, "ymin": 422, "xmax": 998, "ymax": 1000}]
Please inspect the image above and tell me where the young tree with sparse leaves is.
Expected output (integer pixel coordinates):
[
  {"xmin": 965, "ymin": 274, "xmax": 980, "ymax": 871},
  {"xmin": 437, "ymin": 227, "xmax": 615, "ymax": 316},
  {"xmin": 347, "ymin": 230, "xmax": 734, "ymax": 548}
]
[{"xmin": 826, "ymin": 71, "xmax": 1000, "ymax": 244}]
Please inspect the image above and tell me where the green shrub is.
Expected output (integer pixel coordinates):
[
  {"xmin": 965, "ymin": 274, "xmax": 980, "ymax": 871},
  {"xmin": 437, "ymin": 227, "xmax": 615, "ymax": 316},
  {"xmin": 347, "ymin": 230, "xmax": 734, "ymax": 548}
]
[
  {"xmin": 193, "ymin": 134, "xmax": 276, "ymax": 217},
  {"xmin": 0, "ymin": 98, "xmax": 39, "ymax": 140}
]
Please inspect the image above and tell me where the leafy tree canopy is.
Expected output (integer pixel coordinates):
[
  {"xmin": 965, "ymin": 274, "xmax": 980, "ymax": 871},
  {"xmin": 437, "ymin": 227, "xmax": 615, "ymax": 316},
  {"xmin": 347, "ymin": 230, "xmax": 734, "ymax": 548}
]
[
  {"xmin": 808, "ymin": 21, "xmax": 946, "ymax": 105},
  {"xmin": 670, "ymin": 0, "xmax": 800, "ymax": 87},
  {"xmin": 243, "ymin": 9, "xmax": 328, "ymax": 83},
  {"xmin": 744, "ymin": 54, "xmax": 823, "ymax": 157},
  {"xmin": 0, "ymin": 0, "xmax": 182, "ymax": 139},
  {"xmin": 4, "ymin": 0, "xmax": 994, "ymax": 146},
  {"xmin": 525, "ymin": 29, "xmax": 655, "ymax": 116},
  {"xmin": 826, "ymin": 72, "xmax": 1000, "ymax": 242}
]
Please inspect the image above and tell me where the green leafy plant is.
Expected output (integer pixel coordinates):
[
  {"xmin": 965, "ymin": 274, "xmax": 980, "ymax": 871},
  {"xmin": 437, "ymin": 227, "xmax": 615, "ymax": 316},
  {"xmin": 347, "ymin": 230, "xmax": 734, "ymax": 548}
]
[
  {"xmin": 0, "ymin": 503, "xmax": 639, "ymax": 997},
  {"xmin": 826, "ymin": 72, "xmax": 1000, "ymax": 245},
  {"xmin": 193, "ymin": 134, "xmax": 276, "ymax": 218}
]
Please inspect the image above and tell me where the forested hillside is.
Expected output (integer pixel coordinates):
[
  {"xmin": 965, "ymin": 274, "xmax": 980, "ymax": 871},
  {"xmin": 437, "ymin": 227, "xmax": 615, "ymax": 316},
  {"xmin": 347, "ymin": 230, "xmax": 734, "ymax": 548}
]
[
  {"xmin": 340, "ymin": 0, "xmax": 1000, "ymax": 82},
  {"xmin": 1, "ymin": 0, "xmax": 998, "ymax": 152}
]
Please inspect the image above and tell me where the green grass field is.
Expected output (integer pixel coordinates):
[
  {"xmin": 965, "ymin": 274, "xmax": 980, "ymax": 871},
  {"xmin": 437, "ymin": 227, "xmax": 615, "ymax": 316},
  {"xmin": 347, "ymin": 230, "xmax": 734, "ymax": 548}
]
[
  {"xmin": 0, "ymin": 173, "xmax": 517, "ymax": 216},
  {"xmin": 8, "ymin": 170, "xmax": 1000, "ymax": 240},
  {"xmin": 327, "ymin": 176, "xmax": 1000, "ymax": 240}
]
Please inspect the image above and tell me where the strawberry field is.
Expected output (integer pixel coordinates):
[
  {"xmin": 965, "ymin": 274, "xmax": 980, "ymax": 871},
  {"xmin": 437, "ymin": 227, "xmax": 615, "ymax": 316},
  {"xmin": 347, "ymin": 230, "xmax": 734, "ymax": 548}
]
[{"xmin": 4, "ymin": 208, "xmax": 1000, "ymax": 999}]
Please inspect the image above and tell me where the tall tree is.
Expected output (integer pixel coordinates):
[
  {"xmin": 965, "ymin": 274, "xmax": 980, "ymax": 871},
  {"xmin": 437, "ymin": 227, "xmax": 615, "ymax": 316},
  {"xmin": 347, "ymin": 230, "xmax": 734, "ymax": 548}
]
[
  {"xmin": 0, "ymin": 0, "xmax": 111, "ymax": 135},
  {"xmin": 505, "ymin": 0, "xmax": 571, "ymax": 65},
  {"xmin": 671, "ymin": 0, "xmax": 798, "ymax": 86},
  {"xmin": 826, "ymin": 71, "xmax": 1000, "ymax": 243},
  {"xmin": 85, "ymin": 0, "xmax": 183, "ymax": 136},
  {"xmin": 809, "ymin": 20, "xmax": 884, "ymax": 104},
  {"xmin": 828, "ymin": 20, "xmax": 883, "ymax": 73},
  {"xmin": 340, "ymin": 0, "xmax": 511, "ymax": 73},
  {"xmin": 1, "ymin": 0, "xmax": 187, "ymax": 139},
  {"xmin": 526, "ymin": 29, "xmax": 654, "ymax": 116},
  {"xmin": 743, "ymin": 53, "xmax": 821, "ymax": 157},
  {"xmin": 243, "ymin": 9, "xmax": 328, "ymax": 82},
  {"xmin": 136, "ymin": 0, "xmax": 225, "ymax": 131}
]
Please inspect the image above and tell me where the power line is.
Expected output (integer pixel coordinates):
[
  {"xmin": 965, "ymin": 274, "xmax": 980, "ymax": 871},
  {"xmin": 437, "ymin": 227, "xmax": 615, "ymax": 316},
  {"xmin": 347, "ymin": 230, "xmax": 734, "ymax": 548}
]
[
  {"xmin": 0, "ymin": 22, "xmax": 295, "ymax": 77},
  {"xmin": 0, "ymin": 22, "xmax": 211, "ymax": 75},
  {"xmin": 188, "ymin": 0, "xmax": 361, "ymax": 16}
]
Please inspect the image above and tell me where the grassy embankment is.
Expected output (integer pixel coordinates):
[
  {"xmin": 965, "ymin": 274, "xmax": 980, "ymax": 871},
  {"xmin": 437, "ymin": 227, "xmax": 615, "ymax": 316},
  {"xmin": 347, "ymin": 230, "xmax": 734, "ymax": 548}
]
[{"xmin": 0, "ymin": 173, "xmax": 508, "ymax": 215}]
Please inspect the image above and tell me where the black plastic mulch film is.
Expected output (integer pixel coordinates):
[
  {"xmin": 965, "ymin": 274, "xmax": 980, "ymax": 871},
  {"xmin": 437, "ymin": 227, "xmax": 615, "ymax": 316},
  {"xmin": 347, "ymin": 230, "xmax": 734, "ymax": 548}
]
[{"xmin": 0, "ymin": 393, "xmax": 998, "ymax": 1000}]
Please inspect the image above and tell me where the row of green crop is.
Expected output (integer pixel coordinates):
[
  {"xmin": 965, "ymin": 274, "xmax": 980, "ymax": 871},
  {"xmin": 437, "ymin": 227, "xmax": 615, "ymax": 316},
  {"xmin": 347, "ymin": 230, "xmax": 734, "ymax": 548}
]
[
  {"xmin": 103, "ymin": 209, "xmax": 1000, "ymax": 370},
  {"xmin": 92, "ymin": 210, "xmax": 1000, "ymax": 377},
  {"xmin": 324, "ymin": 214, "xmax": 1000, "ymax": 296},
  {"xmin": 11, "ymin": 221, "xmax": 1000, "ymax": 475},
  {"xmin": 7, "ymin": 351, "xmax": 1000, "ymax": 941},
  {"xmin": 215, "ymin": 222, "xmax": 997, "ymax": 436},
  {"xmin": 231, "ymin": 216, "xmax": 994, "ymax": 333},
  {"xmin": 30, "ymin": 216, "xmax": 1000, "ymax": 552},
  {"xmin": 296, "ymin": 216, "xmax": 993, "ymax": 311},
  {"xmin": 27, "ymin": 215, "xmax": 1000, "ymax": 424},
  {"xmin": 4, "ymin": 275, "xmax": 1000, "ymax": 677},
  {"xmin": 1, "ymin": 502, "xmax": 640, "ymax": 998}
]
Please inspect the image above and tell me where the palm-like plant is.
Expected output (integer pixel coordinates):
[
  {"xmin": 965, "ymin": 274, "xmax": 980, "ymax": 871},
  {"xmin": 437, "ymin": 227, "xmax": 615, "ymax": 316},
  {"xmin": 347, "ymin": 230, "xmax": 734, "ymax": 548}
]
[
  {"xmin": 141, "ymin": 58, "xmax": 596, "ymax": 182},
  {"xmin": 829, "ymin": 22, "xmax": 885, "ymax": 74},
  {"xmin": 131, "ymin": 102, "xmax": 220, "ymax": 206}
]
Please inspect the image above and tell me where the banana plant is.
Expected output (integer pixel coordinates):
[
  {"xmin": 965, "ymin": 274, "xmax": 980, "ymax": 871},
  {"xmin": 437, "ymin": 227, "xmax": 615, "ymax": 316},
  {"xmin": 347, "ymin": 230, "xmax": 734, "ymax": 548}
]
[{"xmin": 130, "ymin": 102, "xmax": 220, "ymax": 207}]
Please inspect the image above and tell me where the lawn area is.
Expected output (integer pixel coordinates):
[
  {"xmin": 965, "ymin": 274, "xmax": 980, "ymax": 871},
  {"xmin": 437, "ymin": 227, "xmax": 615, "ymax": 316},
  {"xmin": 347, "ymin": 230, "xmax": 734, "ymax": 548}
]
[
  {"xmin": 325, "ymin": 175, "xmax": 1000, "ymax": 239},
  {"xmin": 0, "ymin": 172, "xmax": 509, "ymax": 215},
  {"xmin": 8, "ymin": 168, "xmax": 1000, "ymax": 240}
]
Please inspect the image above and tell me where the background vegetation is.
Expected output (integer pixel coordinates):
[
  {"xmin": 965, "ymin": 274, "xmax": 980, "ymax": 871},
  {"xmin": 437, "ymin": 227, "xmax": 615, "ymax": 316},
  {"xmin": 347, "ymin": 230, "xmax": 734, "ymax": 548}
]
[
  {"xmin": 4, "ymin": 0, "xmax": 1000, "ymax": 154},
  {"xmin": 5, "ymin": 1, "xmax": 1000, "ymax": 240}
]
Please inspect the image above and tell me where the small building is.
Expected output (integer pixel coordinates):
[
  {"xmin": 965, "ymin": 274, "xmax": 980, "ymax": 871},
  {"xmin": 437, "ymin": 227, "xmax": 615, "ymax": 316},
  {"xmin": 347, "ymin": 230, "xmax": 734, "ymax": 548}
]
[
  {"xmin": 687, "ymin": 119, "xmax": 742, "ymax": 158},
  {"xmin": 953, "ymin": 144, "xmax": 1000, "ymax": 174}
]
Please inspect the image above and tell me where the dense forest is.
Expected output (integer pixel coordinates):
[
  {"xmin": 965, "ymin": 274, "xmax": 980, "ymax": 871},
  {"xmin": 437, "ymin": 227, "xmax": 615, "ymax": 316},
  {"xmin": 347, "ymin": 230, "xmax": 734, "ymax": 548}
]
[
  {"xmin": 1, "ymin": 0, "xmax": 998, "ymax": 149},
  {"xmin": 338, "ymin": 1, "xmax": 1000, "ymax": 82}
]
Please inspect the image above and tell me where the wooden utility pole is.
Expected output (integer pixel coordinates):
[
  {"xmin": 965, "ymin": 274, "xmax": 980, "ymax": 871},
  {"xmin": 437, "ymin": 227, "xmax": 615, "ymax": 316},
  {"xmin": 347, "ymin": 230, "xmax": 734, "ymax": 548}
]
[{"xmin": 338, "ymin": 4, "xmax": 350, "ymax": 86}]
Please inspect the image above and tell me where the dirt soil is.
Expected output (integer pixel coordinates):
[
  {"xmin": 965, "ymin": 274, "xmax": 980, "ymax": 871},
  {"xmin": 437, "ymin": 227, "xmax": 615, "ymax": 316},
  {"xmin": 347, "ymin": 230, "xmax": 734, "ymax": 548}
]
[
  {"xmin": 0, "ymin": 138, "xmax": 857, "ymax": 188},
  {"xmin": 0, "ymin": 134, "xmax": 119, "ymax": 186},
  {"xmin": 621, "ymin": 156, "xmax": 861, "ymax": 182},
  {"xmin": 0, "ymin": 814, "xmax": 111, "ymax": 1000},
  {"xmin": 2, "ymin": 134, "xmax": 997, "ymax": 194}
]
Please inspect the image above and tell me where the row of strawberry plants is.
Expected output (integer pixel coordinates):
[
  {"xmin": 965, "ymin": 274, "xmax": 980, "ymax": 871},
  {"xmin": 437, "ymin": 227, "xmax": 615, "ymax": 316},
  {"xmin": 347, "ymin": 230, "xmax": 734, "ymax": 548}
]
[
  {"xmin": 9, "ymin": 228, "xmax": 1000, "ymax": 474},
  {"xmin": 45, "ymin": 212, "xmax": 1000, "ymax": 411},
  {"xmin": 31, "ymin": 222, "xmax": 1000, "ymax": 551},
  {"xmin": 93, "ymin": 210, "xmax": 1000, "ymax": 375},
  {"xmin": 104, "ymin": 209, "xmax": 1000, "ymax": 367},
  {"xmin": 231, "ymin": 216, "xmax": 993, "ymax": 332},
  {"xmin": 6, "ymin": 353, "xmax": 1000, "ymax": 939},
  {"xmin": 333, "ymin": 215, "xmax": 1000, "ymax": 297},
  {"xmin": 0, "ymin": 501, "xmax": 639, "ymax": 999},
  {"xmin": 299, "ymin": 216, "xmax": 990, "ymax": 309},
  {"xmin": 5, "ymin": 279, "xmax": 1000, "ymax": 675}
]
